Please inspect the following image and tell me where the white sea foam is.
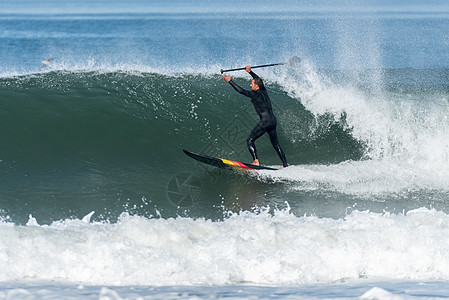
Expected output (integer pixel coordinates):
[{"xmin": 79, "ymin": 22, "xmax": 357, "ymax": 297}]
[
  {"xmin": 268, "ymin": 60, "xmax": 449, "ymax": 170},
  {"xmin": 258, "ymin": 158, "xmax": 449, "ymax": 196},
  {"xmin": 1, "ymin": 207, "xmax": 449, "ymax": 286}
]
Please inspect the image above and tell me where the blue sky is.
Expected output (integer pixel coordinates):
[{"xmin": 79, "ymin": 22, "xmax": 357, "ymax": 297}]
[{"xmin": 1, "ymin": 0, "xmax": 448, "ymax": 14}]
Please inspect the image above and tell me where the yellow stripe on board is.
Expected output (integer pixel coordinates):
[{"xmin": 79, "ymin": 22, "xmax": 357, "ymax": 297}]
[{"xmin": 220, "ymin": 159, "xmax": 238, "ymax": 166}]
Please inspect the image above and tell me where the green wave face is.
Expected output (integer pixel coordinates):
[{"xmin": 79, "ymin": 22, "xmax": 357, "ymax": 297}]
[{"xmin": 0, "ymin": 71, "xmax": 363, "ymax": 166}]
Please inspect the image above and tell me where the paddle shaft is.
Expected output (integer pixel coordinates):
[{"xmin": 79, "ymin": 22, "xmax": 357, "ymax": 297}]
[{"xmin": 220, "ymin": 62, "xmax": 284, "ymax": 74}]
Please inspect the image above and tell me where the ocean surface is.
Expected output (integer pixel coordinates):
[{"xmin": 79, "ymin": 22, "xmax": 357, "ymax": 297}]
[{"xmin": 1, "ymin": 0, "xmax": 449, "ymax": 299}]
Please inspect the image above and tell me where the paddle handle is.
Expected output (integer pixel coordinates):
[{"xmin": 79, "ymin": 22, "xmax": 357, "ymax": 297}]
[{"xmin": 220, "ymin": 62, "xmax": 284, "ymax": 74}]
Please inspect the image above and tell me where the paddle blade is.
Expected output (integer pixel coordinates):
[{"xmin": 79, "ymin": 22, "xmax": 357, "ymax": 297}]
[{"xmin": 286, "ymin": 56, "xmax": 301, "ymax": 67}]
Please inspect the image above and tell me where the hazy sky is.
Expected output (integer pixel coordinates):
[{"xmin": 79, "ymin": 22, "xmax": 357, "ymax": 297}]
[{"xmin": 1, "ymin": 0, "xmax": 448, "ymax": 14}]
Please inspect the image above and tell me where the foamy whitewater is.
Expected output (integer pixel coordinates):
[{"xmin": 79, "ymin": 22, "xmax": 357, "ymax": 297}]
[
  {"xmin": 2, "ymin": 208, "xmax": 449, "ymax": 298},
  {"xmin": 1, "ymin": 0, "xmax": 449, "ymax": 299},
  {"xmin": 3, "ymin": 207, "xmax": 449, "ymax": 285}
]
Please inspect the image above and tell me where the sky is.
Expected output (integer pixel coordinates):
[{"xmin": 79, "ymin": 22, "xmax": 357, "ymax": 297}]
[{"xmin": 0, "ymin": 0, "xmax": 448, "ymax": 14}]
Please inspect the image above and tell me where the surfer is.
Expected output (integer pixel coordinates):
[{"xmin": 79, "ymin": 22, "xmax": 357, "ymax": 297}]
[{"xmin": 222, "ymin": 66, "xmax": 288, "ymax": 167}]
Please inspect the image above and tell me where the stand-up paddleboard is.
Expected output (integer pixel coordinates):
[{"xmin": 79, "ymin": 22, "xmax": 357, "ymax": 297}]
[{"xmin": 183, "ymin": 150, "xmax": 277, "ymax": 171}]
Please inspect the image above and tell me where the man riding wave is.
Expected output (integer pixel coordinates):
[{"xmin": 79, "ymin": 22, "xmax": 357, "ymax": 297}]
[{"xmin": 222, "ymin": 66, "xmax": 288, "ymax": 167}]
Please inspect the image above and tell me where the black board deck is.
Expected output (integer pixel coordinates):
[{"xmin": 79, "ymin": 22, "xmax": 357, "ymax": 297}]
[{"xmin": 183, "ymin": 150, "xmax": 277, "ymax": 171}]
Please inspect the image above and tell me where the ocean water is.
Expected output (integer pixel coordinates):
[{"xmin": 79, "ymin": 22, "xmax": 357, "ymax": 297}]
[{"xmin": 1, "ymin": 0, "xmax": 449, "ymax": 299}]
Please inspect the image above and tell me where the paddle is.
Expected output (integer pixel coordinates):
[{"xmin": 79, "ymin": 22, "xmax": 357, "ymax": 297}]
[{"xmin": 220, "ymin": 56, "xmax": 300, "ymax": 74}]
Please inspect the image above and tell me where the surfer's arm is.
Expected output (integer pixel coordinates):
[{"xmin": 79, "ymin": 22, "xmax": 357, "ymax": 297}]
[
  {"xmin": 249, "ymin": 71, "xmax": 259, "ymax": 79},
  {"xmin": 229, "ymin": 80, "xmax": 252, "ymax": 97},
  {"xmin": 245, "ymin": 66, "xmax": 260, "ymax": 79},
  {"xmin": 222, "ymin": 73, "xmax": 252, "ymax": 97}
]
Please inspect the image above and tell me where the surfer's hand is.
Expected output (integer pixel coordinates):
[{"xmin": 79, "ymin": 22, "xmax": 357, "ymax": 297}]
[
  {"xmin": 222, "ymin": 74, "xmax": 231, "ymax": 82},
  {"xmin": 245, "ymin": 66, "xmax": 251, "ymax": 73}
]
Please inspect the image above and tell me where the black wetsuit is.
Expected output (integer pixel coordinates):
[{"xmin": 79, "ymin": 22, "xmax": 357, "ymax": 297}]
[{"xmin": 228, "ymin": 71, "xmax": 288, "ymax": 167}]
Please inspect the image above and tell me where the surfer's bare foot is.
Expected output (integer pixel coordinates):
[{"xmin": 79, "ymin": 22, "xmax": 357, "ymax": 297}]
[{"xmin": 252, "ymin": 159, "xmax": 259, "ymax": 166}]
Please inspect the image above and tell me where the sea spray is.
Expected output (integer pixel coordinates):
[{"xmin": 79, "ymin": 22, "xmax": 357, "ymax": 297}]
[{"xmin": 271, "ymin": 60, "xmax": 449, "ymax": 168}]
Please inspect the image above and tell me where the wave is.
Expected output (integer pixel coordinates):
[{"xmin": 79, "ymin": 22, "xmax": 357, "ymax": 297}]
[
  {"xmin": 1, "ymin": 66, "xmax": 448, "ymax": 224},
  {"xmin": 1, "ymin": 207, "xmax": 449, "ymax": 286},
  {"xmin": 0, "ymin": 70, "xmax": 364, "ymax": 167},
  {"xmin": 2, "ymin": 66, "xmax": 447, "ymax": 169}
]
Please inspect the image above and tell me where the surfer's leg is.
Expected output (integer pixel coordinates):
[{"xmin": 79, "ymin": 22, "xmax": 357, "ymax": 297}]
[
  {"xmin": 247, "ymin": 123, "xmax": 266, "ymax": 165},
  {"xmin": 267, "ymin": 129, "xmax": 288, "ymax": 167}
]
